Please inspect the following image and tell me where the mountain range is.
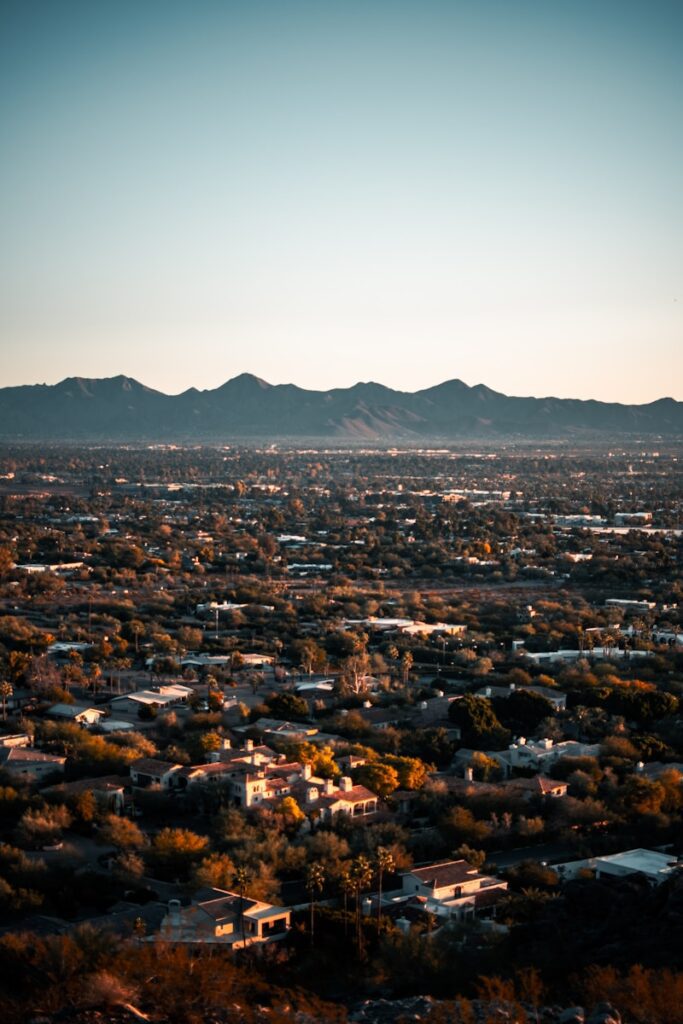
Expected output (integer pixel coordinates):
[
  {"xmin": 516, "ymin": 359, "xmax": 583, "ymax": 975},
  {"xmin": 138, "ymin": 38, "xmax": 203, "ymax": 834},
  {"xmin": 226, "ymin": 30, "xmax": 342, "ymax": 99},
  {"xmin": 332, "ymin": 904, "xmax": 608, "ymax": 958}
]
[{"xmin": 0, "ymin": 374, "xmax": 681, "ymax": 441}]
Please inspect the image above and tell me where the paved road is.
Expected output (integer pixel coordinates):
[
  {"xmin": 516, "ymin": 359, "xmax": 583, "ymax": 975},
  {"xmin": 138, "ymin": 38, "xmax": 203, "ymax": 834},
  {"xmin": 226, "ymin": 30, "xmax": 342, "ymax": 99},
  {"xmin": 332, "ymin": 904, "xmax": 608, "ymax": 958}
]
[{"xmin": 487, "ymin": 841, "xmax": 576, "ymax": 869}]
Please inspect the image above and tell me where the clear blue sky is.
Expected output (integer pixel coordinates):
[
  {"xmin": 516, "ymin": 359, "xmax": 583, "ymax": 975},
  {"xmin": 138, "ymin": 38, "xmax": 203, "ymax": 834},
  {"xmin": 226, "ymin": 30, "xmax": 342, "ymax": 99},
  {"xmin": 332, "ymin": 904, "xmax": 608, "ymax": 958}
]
[{"xmin": 1, "ymin": 0, "xmax": 681, "ymax": 401}]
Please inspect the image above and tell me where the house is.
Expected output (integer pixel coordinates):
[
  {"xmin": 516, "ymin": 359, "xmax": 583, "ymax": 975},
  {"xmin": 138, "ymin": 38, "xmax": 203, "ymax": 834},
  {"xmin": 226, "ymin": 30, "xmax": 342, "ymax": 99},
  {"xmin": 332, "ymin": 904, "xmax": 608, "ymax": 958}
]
[
  {"xmin": 356, "ymin": 706, "xmax": 404, "ymax": 730},
  {"xmin": 42, "ymin": 775, "xmax": 129, "ymax": 813},
  {"xmin": 226, "ymin": 761, "xmax": 379, "ymax": 821},
  {"xmin": 110, "ymin": 690, "xmax": 186, "ymax": 716},
  {"xmin": 399, "ymin": 860, "xmax": 508, "ymax": 922},
  {"xmin": 98, "ymin": 719, "xmax": 137, "ymax": 733},
  {"xmin": 46, "ymin": 704, "xmax": 106, "ymax": 727},
  {"xmin": 129, "ymin": 758, "xmax": 183, "ymax": 790},
  {"xmin": 310, "ymin": 776, "xmax": 378, "ymax": 821},
  {"xmin": 477, "ymin": 683, "xmax": 567, "ymax": 711},
  {"xmin": 294, "ymin": 680, "xmax": 335, "ymax": 695},
  {"xmin": 0, "ymin": 746, "xmax": 66, "ymax": 782},
  {"xmin": 240, "ymin": 654, "xmax": 275, "ymax": 668},
  {"xmin": 525, "ymin": 685, "xmax": 567, "ymax": 711},
  {"xmin": 408, "ymin": 695, "xmax": 462, "ymax": 728},
  {"xmin": 504, "ymin": 775, "xmax": 568, "ymax": 799},
  {"xmin": 555, "ymin": 848, "xmax": 681, "ymax": 886},
  {"xmin": 156, "ymin": 889, "xmax": 290, "ymax": 947},
  {"xmin": 175, "ymin": 761, "xmax": 240, "ymax": 789},
  {"xmin": 636, "ymin": 761, "xmax": 683, "ymax": 781},
  {"xmin": 605, "ymin": 599, "xmax": 656, "ymax": 613},
  {"xmin": 491, "ymin": 737, "xmax": 601, "ymax": 777},
  {"xmin": 0, "ymin": 733, "xmax": 32, "ymax": 749},
  {"xmin": 250, "ymin": 718, "xmax": 319, "ymax": 742},
  {"xmin": 399, "ymin": 622, "xmax": 467, "ymax": 637}
]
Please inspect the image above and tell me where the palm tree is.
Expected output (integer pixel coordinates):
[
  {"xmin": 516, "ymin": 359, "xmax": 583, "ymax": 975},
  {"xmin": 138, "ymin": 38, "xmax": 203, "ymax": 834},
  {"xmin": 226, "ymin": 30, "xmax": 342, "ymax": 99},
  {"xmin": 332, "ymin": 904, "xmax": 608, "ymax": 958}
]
[
  {"xmin": 305, "ymin": 862, "xmax": 325, "ymax": 942},
  {"xmin": 375, "ymin": 846, "xmax": 394, "ymax": 931},
  {"xmin": 351, "ymin": 854, "xmax": 373, "ymax": 957},
  {"xmin": 339, "ymin": 868, "xmax": 353, "ymax": 937},
  {"xmin": 0, "ymin": 680, "xmax": 13, "ymax": 721},
  {"xmin": 234, "ymin": 865, "xmax": 250, "ymax": 947}
]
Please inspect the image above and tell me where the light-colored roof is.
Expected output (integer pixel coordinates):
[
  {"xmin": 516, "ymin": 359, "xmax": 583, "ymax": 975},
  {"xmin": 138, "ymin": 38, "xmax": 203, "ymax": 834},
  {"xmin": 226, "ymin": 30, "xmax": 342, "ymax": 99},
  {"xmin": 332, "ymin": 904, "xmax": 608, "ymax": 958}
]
[
  {"xmin": 48, "ymin": 703, "xmax": 104, "ymax": 718},
  {"xmin": 1, "ymin": 747, "xmax": 65, "ymax": 765},
  {"xmin": 112, "ymin": 691, "xmax": 177, "ymax": 705},
  {"xmin": 596, "ymin": 848, "xmax": 680, "ymax": 877}
]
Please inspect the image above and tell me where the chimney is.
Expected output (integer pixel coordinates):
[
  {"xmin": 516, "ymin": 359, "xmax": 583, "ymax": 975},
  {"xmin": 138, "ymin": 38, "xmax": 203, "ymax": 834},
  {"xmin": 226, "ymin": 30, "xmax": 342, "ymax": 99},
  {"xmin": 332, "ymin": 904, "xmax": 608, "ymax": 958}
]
[
  {"xmin": 396, "ymin": 916, "xmax": 411, "ymax": 935},
  {"xmin": 325, "ymin": 778, "xmax": 335, "ymax": 795},
  {"xmin": 465, "ymin": 766, "xmax": 474, "ymax": 782},
  {"xmin": 207, "ymin": 751, "xmax": 220, "ymax": 763},
  {"xmin": 306, "ymin": 787, "xmax": 319, "ymax": 804},
  {"xmin": 302, "ymin": 763, "xmax": 312, "ymax": 780},
  {"xmin": 509, "ymin": 683, "xmax": 516, "ymax": 691},
  {"xmin": 245, "ymin": 738, "xmax": 254, "ymax": 751},
  {"xmin": 340, "ymin": 775, "xmax": 353, "ymax": 792}
]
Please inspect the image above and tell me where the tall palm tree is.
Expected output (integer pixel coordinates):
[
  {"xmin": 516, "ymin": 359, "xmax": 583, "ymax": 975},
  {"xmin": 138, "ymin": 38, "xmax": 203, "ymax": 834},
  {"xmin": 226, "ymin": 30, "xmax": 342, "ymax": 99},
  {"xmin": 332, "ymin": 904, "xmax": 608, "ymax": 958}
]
[
  {"xmin": 351, "ymin": 854, "xmax": 373, "ymax": 958},
  {"xmin": 305, "ymin": 862, "xmax": 325, "ymax": 942},
  {"xmin": 234, "ymin": 865, "xmax": 250, "ymax": 947},
  {"xmin": 339, "ymin": 868, "xmax": 353, "ymax": 937},
  {"xmin": 375, "ymin": 845, "xmax": 394, "ymax": 931}
]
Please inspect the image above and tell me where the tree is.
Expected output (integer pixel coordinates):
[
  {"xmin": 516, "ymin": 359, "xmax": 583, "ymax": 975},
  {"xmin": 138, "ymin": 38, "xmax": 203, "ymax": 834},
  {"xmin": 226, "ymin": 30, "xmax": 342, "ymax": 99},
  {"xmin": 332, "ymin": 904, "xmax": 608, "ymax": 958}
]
[
  {"xmin": 350, "ymin": 854, "xmax": 373, "ymax": 957},
  {"xmin": 277, "ymin": 795, "xmax": 305, "ymax": 831},
  {"xmin": 112, "ymin": 851, "xmax": 145, "ymax": 882},
  {"xmin": 17, "ymin": 804, "xmax": 72, "ymax": 848},
  {"xmin": 448, "ymin": 694, "xmax": 510, "ymax": 749},
  {"xmin": 384, "ymin": 754, "xmax": 429, "ymax": 790},
  {"xmin": 495, "ymin": 689, "xmax": 556, "ymax": 733},
  {"xmin": 0, "ymin": 681, "xmax": 13, "ymax": 721},
  {"xmin": 339, "ymin": 867, "xmax": 353, "ymax": 936},
  {"xmin": 148, "ymin": 828, "xmax": 209, "ymax": 880},
  {"xmin": 375, "ymin": 845, "xmax": 394, "ymax": 931},
  {"xmin": 192, "ymin": 852, "xmax": 236, "ymax": 890},
  {"xmin": 340, "ymin": 651, "xmax": 371, "ymax": 694},
  {"xmin": 454, "ymin": 844, "xmax": 486, "ymax": 869},
  {"xmin": 265, "ymin": 691, "xmax": 309, "ymax": 721},
  {"xmin": 354, "ymin": 762, "xmax": 399, "ymax": 798},
  {"xmin": 99, "ymin": 815, "xmax": 145, "ymax": 851},
  {"xmin": 400, "ymin": 651, "xmax": 414, "ymax": 685},
  {"xmin": 305, "ymin": 862, "xmax": 325, "ymax": 942},
  {"xmin": 234, "ymin": 865, "xmax": 250, "ymax": 946}
]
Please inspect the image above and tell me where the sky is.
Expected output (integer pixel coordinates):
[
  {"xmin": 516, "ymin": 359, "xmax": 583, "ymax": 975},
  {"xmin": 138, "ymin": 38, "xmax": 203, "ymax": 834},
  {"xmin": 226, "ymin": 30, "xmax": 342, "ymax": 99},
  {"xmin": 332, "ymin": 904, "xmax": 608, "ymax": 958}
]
[{"xmin": 0, "ymin": 0, "xmax": 682, "ymax": 403}]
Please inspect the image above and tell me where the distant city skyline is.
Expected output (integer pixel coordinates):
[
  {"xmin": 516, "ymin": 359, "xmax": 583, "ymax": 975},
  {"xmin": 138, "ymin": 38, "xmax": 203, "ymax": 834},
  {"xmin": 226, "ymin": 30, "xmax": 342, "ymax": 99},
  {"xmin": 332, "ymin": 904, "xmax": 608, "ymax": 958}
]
[{"xmin": 1, "ymin": 0, "xmax": 682, "ymax": 402}]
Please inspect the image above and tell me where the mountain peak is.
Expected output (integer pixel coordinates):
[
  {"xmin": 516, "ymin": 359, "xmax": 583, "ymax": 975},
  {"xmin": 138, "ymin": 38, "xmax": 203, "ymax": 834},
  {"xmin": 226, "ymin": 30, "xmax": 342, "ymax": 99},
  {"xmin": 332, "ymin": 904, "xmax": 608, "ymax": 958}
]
[
  {"xmin": 220, "ymin": 373, "xmax": 272, "ymax": 390},
  {"xmin": 0, "ymin": 374, "xmax": 680, "ymax": 440}
]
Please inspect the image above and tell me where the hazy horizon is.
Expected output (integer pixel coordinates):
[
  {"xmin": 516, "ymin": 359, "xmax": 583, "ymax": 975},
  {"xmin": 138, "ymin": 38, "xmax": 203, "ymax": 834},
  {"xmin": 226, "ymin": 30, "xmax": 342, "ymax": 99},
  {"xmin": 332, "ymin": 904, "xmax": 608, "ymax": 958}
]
[{"xmin": 1, "ymin": 0, "xmax": 682, "ymax": 403}]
